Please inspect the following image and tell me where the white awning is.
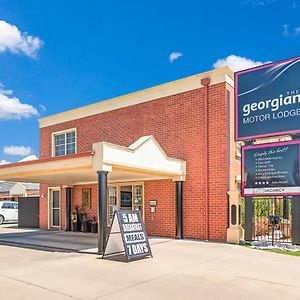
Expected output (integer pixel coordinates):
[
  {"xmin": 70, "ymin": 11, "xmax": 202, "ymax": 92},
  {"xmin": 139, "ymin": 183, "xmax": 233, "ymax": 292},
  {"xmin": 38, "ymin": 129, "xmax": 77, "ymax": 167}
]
[{"xmin": 0, "ymin": 136, "xmax": 186, "ymax": 185}]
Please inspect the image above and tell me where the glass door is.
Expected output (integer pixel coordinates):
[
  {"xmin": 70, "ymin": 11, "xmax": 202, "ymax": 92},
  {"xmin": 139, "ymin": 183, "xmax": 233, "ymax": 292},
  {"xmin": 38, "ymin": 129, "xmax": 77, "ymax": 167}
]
[
  {"xmin": 50, "ymin": 189, "xmax": 60, "ymax": 227},
  {"xmin": 107, "ymin": 184, "xmax": 144, "ymax": 224},
  {"xmin": 120, "ymin": 186, "xmax": 132, "ymax": 210}
]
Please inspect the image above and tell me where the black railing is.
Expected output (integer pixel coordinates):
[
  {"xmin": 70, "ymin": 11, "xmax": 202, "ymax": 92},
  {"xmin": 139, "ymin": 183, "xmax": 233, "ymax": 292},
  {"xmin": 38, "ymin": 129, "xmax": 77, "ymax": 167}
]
[{"xmin": 252, "ymin": 197, "xmax": 292, "ymax": 244}]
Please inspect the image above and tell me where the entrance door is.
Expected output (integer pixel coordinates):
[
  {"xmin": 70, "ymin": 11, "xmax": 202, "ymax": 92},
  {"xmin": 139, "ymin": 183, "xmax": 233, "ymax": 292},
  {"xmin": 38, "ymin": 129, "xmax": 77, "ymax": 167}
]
[
  {"xmin": 50, "ymin": 189, "xmax": 60, "ymax": 228},
  {"xmin": 108, "ymin": 184, "xmax": 144, "ymax": 224},
  {"xmin": 120, "ymin": 186, "xmax": 132, "ymax": 210}
]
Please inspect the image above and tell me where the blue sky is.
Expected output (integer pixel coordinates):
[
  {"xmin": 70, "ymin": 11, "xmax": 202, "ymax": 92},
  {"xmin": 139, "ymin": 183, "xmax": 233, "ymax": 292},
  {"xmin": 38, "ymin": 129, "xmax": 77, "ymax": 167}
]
[{"xmin": 0, "ymin": 0, "xmax": 299, "ymax": 163}]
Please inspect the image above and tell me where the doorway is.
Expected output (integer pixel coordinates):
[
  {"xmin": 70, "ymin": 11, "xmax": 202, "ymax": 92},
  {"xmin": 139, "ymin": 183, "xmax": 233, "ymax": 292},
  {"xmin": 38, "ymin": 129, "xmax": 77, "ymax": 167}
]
[
  {"xmin": 108, "ymin": 183, "xmax": 143, "ymax": 224},
  {"xmin": 49, "ymin": 188, "xmax": 60, "ymax": 228}
]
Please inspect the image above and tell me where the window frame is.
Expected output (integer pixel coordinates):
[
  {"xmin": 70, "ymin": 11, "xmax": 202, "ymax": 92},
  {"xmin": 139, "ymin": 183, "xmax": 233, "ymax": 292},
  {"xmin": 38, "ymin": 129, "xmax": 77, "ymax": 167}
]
[
  {"xmin": 48, "ymin": 187, "xmax": 61, "ymax": 229},
  {"xmin": 51, "ymin": 128, "xmax": 77, "ymax": 157}
]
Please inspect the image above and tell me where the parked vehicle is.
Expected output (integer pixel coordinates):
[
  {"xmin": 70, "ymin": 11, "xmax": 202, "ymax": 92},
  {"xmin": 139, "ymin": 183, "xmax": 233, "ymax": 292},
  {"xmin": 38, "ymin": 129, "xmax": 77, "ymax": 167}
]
[{"xmin": 0, "ymin": 201, "xmax": 18, "ymax": 224}]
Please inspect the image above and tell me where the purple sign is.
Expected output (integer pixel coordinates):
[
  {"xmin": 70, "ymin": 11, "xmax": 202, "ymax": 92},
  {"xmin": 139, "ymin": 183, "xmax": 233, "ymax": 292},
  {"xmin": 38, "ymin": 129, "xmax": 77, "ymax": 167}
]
[
  {"xmin": 235, "ymin": 56, "xmax": 300, "ymax": 141},
  {"xmin": 242, "ymin": 141, "xmax": 300, "ymax": 196}
]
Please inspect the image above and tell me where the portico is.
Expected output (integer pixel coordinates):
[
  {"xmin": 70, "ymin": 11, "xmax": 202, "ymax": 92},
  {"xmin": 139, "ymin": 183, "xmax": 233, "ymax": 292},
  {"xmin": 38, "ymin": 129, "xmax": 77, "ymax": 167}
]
[{"xmin": 0, "ymin": 135, "xmax": 186, "ymax": 254}]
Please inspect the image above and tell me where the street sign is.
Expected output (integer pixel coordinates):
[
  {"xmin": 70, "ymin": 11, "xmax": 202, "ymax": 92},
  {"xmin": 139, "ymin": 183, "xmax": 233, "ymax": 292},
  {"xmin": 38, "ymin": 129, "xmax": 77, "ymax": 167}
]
[
  {"xmin": 235, "ymin": 56, "xmax": 300, "ymax": 140},
  {"xmin": 103, "ymin": 210, "xmax": 152, "ymax": 261},
  {"xmin": 242, "ymin": 140, "xmax": 300, "ymax": 196}
]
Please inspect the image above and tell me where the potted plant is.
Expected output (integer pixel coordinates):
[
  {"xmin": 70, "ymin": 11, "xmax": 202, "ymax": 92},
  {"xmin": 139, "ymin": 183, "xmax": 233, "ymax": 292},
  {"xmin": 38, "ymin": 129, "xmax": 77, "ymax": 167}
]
[
  {"xmin": 91, "ymin": 216, "xmax": 98, "ymax": 233},
  {"xmin": 71, "ymin": 212, "xmax": 78, "ymax": 232},
  {"xmin": 82, "ymin": 213, "xmax": 91, "ymax": 233}
]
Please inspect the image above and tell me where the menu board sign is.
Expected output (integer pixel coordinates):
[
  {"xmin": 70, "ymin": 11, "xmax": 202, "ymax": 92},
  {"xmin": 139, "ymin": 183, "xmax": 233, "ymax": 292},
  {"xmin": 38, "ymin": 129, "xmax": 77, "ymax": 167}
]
[
  {"xmin": 242, "ymin": 141, "xmax": 300, "ymax": 196},
  {"xmin": 103, "ymin": 210, "xmax": 152, "ymax": 261}
]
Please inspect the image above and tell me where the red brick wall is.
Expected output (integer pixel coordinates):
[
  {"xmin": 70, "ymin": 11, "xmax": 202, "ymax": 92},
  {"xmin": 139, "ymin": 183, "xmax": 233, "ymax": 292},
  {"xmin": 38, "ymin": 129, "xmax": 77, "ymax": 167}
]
[
  {"xmin": 39, "ymin": 82, "xmax": 234, "ymax": 241},
  {"xmin": 40, "ymin": 184, "xmax": 66, "ymax": 230},
  {"xmin": 72, "ymin": 184, "xmax": 98, "ymax": 220},
  {"xmin": 39, "ymin": 184, "xmax": 48, "ymax": 229},
  {"xmin": 144, "ymin": 180, "xmax": 176, "ymax": 237}
]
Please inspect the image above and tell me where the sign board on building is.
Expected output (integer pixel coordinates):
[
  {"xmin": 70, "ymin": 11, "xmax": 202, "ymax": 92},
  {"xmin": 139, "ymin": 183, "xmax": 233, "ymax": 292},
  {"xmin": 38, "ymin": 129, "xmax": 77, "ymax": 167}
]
[
  {"xmin": 235, "ymin": 56, "xmax": 300, "ymax": 140},
  {"xmin": 103, "ymin": 210, "xmax": 152, "ymax": 261},
  {"xmin": 242, "ymin": 141, "xmax": 300, "ymax": 196}
]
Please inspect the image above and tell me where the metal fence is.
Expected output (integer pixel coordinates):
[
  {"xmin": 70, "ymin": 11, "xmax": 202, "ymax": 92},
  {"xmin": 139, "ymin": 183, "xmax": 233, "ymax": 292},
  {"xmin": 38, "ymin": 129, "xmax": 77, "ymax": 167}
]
[{"xmin": 252, "ymin": 197, "xmax": 292, "ymax": 244}]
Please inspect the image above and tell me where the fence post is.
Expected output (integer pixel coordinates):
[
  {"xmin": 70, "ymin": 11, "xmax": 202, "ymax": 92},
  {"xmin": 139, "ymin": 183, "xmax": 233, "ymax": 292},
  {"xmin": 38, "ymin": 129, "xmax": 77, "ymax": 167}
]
[
  {"xmin": 244, "ymin": 197, "xmax": 253, "ymax": 242},
  {"xmin": 292, "ymin": 196, "xmax": 300, "ymax": 245},
  {"xmin": 227, "ymin": 190, "xmax": 244, "ymax": 244}
]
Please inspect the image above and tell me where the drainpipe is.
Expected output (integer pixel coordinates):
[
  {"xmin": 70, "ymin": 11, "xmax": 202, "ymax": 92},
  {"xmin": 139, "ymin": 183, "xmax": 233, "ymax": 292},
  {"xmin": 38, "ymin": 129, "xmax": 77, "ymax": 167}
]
[
  {"xmin": 175, "ymin": 181, "xmax": 183, "ymax": 239},
  {"xmin": 201, "ymin": 77, "xmax": 211, "ymax": 241}
]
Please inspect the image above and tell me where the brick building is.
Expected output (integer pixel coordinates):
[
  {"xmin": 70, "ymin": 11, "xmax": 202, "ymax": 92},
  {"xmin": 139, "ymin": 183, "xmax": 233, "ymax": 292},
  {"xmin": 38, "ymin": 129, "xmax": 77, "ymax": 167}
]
[
  {"xmin": 0, "ymin": 66, "xmax": 241, "ymax": 250},
  {"xmin": 0, "ymin": 181, "xmax": 39, "ymax": 201}
]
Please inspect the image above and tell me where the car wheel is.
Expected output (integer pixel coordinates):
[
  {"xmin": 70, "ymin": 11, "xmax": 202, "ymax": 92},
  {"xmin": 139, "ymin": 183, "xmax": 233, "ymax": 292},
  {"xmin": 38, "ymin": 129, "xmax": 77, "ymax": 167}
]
[{"xmin": 0, "ymin": 215, "xmax": 4, "ymax": 225}]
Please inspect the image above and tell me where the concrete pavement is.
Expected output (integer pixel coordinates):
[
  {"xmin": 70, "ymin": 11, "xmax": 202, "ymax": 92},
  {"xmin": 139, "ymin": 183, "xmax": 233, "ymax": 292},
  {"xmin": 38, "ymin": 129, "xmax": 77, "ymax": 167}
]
[
  {"xmin": 0, "ymin": 233, "xmax": 300, "ymax": 300},
  {"xmin": 0, "ymin": 224, "xmax": 97, "ymax": 252}
]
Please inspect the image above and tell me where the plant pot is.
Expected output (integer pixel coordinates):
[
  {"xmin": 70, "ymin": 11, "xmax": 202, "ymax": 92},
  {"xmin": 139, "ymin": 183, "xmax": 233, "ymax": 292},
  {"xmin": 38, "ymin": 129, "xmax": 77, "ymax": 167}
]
[
  {"xmin": 83, "ymin": 220, "xmax": 91, "ymax": 233},
  {"xmin": 91, "ymin": 223, "xmax": 98, "ymax": 233},
  {"xmin": 72, "ymin": 222, "xmax": 77, "ymax": 232}
]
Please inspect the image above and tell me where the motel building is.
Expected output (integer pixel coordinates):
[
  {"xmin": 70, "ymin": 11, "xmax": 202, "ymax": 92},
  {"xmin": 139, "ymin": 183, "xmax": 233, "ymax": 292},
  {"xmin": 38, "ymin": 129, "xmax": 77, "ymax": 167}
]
[{"xmin": 0, "ymin": 66, "xmax": 242, "ymax": 253}]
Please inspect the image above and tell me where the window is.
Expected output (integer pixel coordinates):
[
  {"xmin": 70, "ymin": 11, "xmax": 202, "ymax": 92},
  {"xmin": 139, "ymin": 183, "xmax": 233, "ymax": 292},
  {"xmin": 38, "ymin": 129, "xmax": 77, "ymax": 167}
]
[
  {"xmin": 133, "ymin": 185, "xmax": 143, "ymax": 211},
  {"xmin": 1, "ymin": 202, "xmax": 16, "ymax": 209},
  {"xmin": 53, "ymin": 129, "xmax": 76, "ymax": 157},
  {"xmin": 108, "ymin": 187, "xmax": 117, "ymax": 223}
]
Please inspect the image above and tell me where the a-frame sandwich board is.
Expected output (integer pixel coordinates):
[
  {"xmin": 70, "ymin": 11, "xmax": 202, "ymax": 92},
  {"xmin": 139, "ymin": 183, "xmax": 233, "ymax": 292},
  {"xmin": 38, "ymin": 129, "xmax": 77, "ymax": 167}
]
[{"xmin": 103, "ymin": 210, "xmax": 152, "ymax": 262}]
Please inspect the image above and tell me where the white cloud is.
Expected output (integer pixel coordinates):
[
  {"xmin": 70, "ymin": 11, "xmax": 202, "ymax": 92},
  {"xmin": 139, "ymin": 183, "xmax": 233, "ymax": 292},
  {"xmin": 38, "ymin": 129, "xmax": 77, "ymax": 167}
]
[
  {"xmin": 0, "ymin": 159, "xmax": 10, "ymax": 165},
  {"xmin": 246, "ymin": 0, "xmax": 278, "ymax": 6},
  {"xmin": 283, "ymin": 24, "xmax": 300, "ymax": 36},
  {"xmin": 283, "ymin": 24, "xmax": 290, "ymax": 36},
  {"xmin": 0, "ymin": 84, "xmax": 38, "ymax": 120},
  {"xmin": 0, "ymin": 20, "xmax": 42, "ymax": 58},
  {"xmin": 4, "ymin": 146, "xmax": 32, "ymax": 156},
  {"xmin": 39, "ymin": 104, "xmax": 46, "ymax": 111},
  {"xmin": 213, "ymin": 54, "xmax": 271, "ymax": 72},
  {"xmin": 293, "ymin": 1, "xmax": 300, "ymax": 8},
  {"xmin": 169, "ymin": 52, "xmax": 183, "ymax": 63}
]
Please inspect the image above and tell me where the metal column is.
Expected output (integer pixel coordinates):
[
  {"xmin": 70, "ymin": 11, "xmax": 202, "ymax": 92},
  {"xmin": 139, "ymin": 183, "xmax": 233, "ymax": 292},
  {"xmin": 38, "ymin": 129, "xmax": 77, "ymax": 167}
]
[
  {"xmin": 292, "ymin": 196, "xmax": 300, "ymax": 245},
  {"xmin": 65, "ymin": 187, "xmax": 72, "ymax": 231},
  {"xmin": 244, "ymin": 196, "xmax": 253, "ymax": 242},
  {"xmin": 97, "ymin": 171, "xmax": 108, "ymax": 255},
  {"xmin": 176, "ymin": 181, "xmax": 183, "ymax": 239}
]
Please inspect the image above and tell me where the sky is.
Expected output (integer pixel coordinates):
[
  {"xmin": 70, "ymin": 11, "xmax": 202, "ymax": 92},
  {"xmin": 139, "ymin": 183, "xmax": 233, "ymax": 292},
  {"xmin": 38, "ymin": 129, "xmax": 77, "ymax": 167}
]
[{"xmin": 0, "ymin": 0, "xmax": 300, "ymax": 163}]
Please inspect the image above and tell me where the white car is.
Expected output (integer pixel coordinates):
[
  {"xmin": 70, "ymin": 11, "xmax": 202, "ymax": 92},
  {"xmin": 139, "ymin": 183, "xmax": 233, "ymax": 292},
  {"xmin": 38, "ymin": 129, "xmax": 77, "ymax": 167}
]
[{"xmin": 0, "ymin": 201, "xmax": 18, "ymax": 224}]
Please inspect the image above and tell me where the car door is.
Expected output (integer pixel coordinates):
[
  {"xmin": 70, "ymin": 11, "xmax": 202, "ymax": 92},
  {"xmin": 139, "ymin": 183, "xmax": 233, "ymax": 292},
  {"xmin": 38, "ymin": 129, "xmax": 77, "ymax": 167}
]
[
  {"xmin": 1, "ymin": 203, "xmax": 13, "ymax": 221},
  {"xmin": 11, "ymin": 202, "xmax": 18, "ymax": 221}
]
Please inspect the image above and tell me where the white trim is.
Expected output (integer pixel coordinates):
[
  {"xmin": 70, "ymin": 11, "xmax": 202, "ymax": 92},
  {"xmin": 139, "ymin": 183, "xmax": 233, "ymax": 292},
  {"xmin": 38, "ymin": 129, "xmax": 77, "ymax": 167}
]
[
  {"xmin": 39, "ymin": 67, "xmax": 234, "ymax": 128},
  {"xmin": 244, "ymin": 187, "xmax": 300, "ymax": 195},
  {"xmin": 0, "ymin": 136, "xmax": 186, "ymax": 185},
  {"xmin": 51, "ymin": 128, "xmax": 77, "ymax": 157},
  {"xmin": 48, "ymin": 187, "xmax": 61, "ymax": 229}
]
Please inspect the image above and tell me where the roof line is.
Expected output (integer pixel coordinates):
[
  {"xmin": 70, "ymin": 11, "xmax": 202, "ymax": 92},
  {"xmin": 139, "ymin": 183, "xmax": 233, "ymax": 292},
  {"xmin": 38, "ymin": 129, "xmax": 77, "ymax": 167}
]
[
  {"xmin": 0, "ymin": 151, "xmax": 94, "ymax": 170},
  {"xmin": 38, "ymin": 66, "xmax": 234, "ymax": 128}
]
